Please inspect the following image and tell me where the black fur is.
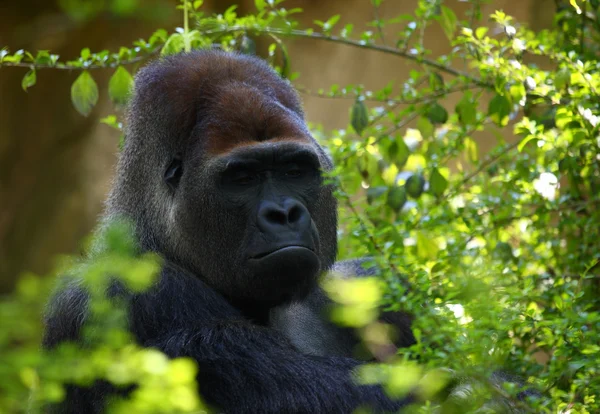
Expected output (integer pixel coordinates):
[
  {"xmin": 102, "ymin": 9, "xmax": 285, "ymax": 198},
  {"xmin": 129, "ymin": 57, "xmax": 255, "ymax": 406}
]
[
  {"xmin": 270, "ymin": 258, "xmax": 415, "ymax": 358},
  {"xmin": 43, "ymin": 50, "xmax": 409, "ymax": 413}
]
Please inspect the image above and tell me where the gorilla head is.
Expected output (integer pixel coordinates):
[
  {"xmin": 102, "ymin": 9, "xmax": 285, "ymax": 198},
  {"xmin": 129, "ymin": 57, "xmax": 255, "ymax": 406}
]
[{"xmin": 106, "ymin": 50, "xmax": 338, "ymax": 315}]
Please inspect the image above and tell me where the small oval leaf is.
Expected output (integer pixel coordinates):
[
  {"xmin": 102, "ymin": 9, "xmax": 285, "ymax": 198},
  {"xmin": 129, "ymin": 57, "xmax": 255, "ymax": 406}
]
[
  {"xmin": 429, "ymin": 168, "xmax": 448, "ymax": 197},
  {"xmin": 351, "ymin": 98, "xmax": 369, "ymax": 135},
  {"xmin": 456, "ymin": 91, "xmax": 477, "ymax": 126},
  {"xmin": 426, "ymin": 103, "xmax": 448, "ymax": 124},
  {"xmin": 108, "ymin": 66, "xmax": 133, "ymax": 106},
  {"xmin": 488, "ymin": 94, "xmax": 511, "ymax": 127},
  {"xmin": 464, "ymin": 137, "xmax": 478, "ymax": 163},
  {"xmin": 71, "ymin": 71, "xmax": 99, "ymax": 116},
  {"xmin": 439, "ymin": 5, "xmax": 457, "ymax": 40},
  {"xmin": 161, "ymin": 33, "xmax": 185, "ymax": 56},
  {"xmin": 387, "ymin": 136, "xmax": 410, "ymax": 168},
  {"xmin": 417, "ymin": 116, "xmax": 434, "ymax": 138},
  {"xmin": 429, "ymin": 72, "xmax": 444, "ymax": 91},
  {"xmin": 21, "ymin": 69, "xmax": 36, "ymax": 91},
  {"xmin": 387, "ymin": 185, "xmax": 407, "ymax": 212},
  {"xmin": 255, "ymin": 0, "xmax": 266, "ymax": 11},
  {"xmin": 405, "ymin": 174, "xmax": 425, "ymax": 198}
]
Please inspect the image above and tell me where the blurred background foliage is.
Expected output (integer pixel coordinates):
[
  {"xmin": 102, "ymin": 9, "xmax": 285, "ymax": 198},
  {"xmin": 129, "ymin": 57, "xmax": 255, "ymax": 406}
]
[{"xmin": 1, "ymin": 0, "xmax": 600, "ymax": 412}]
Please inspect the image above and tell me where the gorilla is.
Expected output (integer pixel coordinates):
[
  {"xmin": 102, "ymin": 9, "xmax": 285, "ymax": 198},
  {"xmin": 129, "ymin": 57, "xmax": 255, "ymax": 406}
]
[{"xmin": 43, "ymin": 50, "xmax": 414, "ymax": 413}]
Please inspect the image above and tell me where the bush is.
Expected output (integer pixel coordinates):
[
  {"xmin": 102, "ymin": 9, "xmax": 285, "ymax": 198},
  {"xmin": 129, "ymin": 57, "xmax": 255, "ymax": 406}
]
[{"xmin": 1, "ymin": 0, "xmax": 599, "ymax": 412}]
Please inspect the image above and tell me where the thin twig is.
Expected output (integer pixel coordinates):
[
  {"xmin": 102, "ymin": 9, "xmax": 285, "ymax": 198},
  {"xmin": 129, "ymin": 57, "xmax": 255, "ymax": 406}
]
[
  {"xmin": 296, "ymin": 84, "xmax": 478, "ymax": 105},
  {"xmin": 372, "ymin": 1, "xmax": 387, "ymax": 46},
  {"xmin": 2, "ymin": 25, "xmax": 491, "ymax": 90},
  {"xmin": 1, "ymin": 24, "xmax": 492, "ymax": 95},
  {"xmin": 0, "ymin": 48, "xmax": 161, "ymax": 70},
  {"xmin": 580, "ymin": 0, "xmax": 586, "ymax": 55},
  {"xmin": 246, "ymin": 27, "xmax": 489, "ymax": 87}
]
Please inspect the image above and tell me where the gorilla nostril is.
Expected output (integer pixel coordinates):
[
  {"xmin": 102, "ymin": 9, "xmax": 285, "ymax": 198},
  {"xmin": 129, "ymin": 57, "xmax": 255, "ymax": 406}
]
[
  {"xmin": 266, "ymin": 209, "xmax": 287, "ymax": 225},
  {"xmin": 288, "ymin": 205, "xmax": 303, "ymax": 224}
]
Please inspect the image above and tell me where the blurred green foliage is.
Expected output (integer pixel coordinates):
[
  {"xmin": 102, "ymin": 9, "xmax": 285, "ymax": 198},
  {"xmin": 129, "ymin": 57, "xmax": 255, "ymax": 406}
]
[
  {"xmin": 2, "ymin": 0, "xmax": 600, "ymax": 412},
  {"xmin": 1, "ymin": 222, "xmax": 205, "ymax": 413}
]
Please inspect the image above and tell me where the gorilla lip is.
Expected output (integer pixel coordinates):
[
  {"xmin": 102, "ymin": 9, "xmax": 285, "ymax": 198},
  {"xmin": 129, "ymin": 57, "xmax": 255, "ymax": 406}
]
[{"xmin": 250, "ymin": 245, "xmax": 314, "ymax": 260}]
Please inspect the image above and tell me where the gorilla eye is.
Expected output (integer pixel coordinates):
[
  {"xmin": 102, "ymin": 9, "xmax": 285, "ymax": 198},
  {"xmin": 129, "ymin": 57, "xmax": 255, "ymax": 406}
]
[
  {"xmin": 231, "ymin": 171, "xmax": 258, "ymax": 186},
  {"xmin": 285, "ymin": 168, "xmax": 304, "ymax": 178},
  {"xmin": 282, "ymin": 164, "xmax": 313, "ymax": 180},
  {"xmin": 164, "ymin": 158, "xmax": 183, "ymax": 191}
]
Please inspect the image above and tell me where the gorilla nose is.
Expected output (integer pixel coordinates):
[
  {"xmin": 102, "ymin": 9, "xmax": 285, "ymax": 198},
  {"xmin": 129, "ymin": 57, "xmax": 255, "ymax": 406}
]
[{"xmin": 257, "ymin": 199, "xmax": 310, "ymax": 233}]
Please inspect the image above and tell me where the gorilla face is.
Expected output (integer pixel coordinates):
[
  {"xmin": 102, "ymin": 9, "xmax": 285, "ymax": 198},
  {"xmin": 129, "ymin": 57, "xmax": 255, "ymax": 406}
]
[
  {"xmin": 157, "ymin": 87, "xmax": 337, "ymax": 312},
  {"xmin": 172, "ymin": 141, "xmax": 329, "ymax": 307},
  {"xmin": 110, "ymin": 51, "xmax": 338, "ymax": 314}
]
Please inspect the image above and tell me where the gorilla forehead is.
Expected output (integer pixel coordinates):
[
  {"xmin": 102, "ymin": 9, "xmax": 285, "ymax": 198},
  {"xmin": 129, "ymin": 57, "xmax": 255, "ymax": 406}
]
[
  {"xmin": 195, "ymin": 81, "xmax": 313, "ymax": 156},
  {"xmin": 129, "ymin": 50, "xmax": 306, "ymax": 155}
]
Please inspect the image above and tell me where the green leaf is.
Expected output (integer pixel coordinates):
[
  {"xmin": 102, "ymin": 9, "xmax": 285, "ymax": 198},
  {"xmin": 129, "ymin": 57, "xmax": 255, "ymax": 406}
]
[
  {"xmin": 475, "ymin": 27, "xmax": 489, "ymax": 39},
  {"xmin": 277, "ymin": 41, "xmax": 291, "ymax": 79},
  {"xmin": 464, "ymin": 137, "xmax": 478, "ymax": 163},
  {"xmin": 429, "ymin": 168, "xmax": 448, "ymax": 196},
  {"xmin": 71, "ymin": 71, "xmax": 98, "ymax": 116},
  {"xmin": 80, "ymin": 47, "xmax": 91, "ymax": 60},
  {"xmin": 386, "ymin": 136, "xmax": 410, "ymax": 168},
  {"xmin": 367, "ymin": 186, "xmax": 387, "ymax": 204},
  {"xmin": 325, "ymin": 14, "xmax": 341, "ymax": 30},
  {"xmin": 405, "ymin": 174, "xmax": 425, "ymax": 198},
  {"xmin": 439, "ymin": 6, "xmax": 457, "ymax": 40},
  {"xmin": 554, "ymin": 68, "xmax": 570, "ymax": 89},
  {"xmin": 509, "ymin": 83, "xmax": 526, "ymax": 105},
  {"xmin": 21, "ymin": 69, "xmax": 36, "ymax": 91},
  {"xmin": 456, "ymin": 92, "xmax": 477, "ymax": 126},
  {"xmin": 387, "ymin": 186, "xmax": 407, "ymax": 212},
  {"xmin": 100, "ymin": 115, "xmax": 122, "ymax": 130},
  {"xmin": 108, "ymin": 66, "xmax": 133, "ymax": 106},
  {"xmin": 149, "ymin": 29, "xmax": 168, "ymax": 46},
  {"xmin": 341, "ymin": 23, "xmax": 354, "ymax": 38},
  {"xmin": 356, "ymin": 153, "xmax": 378, "ymax": 181},
  {"xmin": 3, "ymin": 49, "xmax": 24, "ymax": 64},
  {"xmin": 161, "ymin": 33, "xmax": 185, "ymax": 56},
  {"xmin": 34, "ymin": 50, "xmax": 53, "ymax": 65},
  {"xmin": 554, "ymin": 107, "xmax": 571, "ymax": 130},
  {"xmin": 417, "ymin": 116, "xmax": 434, "ymax": 138},
  {"xmin": 429, "ymin": 72, "xmax": 444, "ymax": 91},
  {"xmin": 493, "ymin": 242, "xmax": 514, "ymax": 261},
  {"xmin": 426, "ymin": 103, "xmax": 448, "ymax": 124},
  {"xmin": 517, "ymin": 135, "xmax": 538, "ymax": 152},
  {"xmin": 351, "ymin": 98, "xmax": 369, "ymax": 135},
  {"xmin": 488, "ymin": 94, "xmax": 511, "ymax": 127},
  {"xmin": 255, "ymin": 0, "xmax": 266, "ymax": 11},
  {"xmin": 416, "ymin": 232, "xmax": 439, "ymax": 260}
]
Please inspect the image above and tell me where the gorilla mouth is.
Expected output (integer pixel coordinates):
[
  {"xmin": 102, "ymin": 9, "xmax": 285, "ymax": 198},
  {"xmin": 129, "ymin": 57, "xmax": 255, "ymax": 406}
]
[{"xmin": 250, "ymin": 245, "xmax": 315, "ymax": 260}]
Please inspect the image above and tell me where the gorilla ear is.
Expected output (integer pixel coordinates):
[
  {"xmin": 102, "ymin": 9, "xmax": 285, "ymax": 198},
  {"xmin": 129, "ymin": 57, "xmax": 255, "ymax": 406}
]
[{"xmin": 164, "ymin": 157, "xmax": 183, "ymax": 191}]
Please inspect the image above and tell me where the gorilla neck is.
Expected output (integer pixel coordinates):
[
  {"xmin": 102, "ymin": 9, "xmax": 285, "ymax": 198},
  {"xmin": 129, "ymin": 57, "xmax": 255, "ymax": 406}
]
[
  {"xmin": 226, "ymin": 287, "xmax": 314, "ymax": 325},
  {"xmin": 227, "ymin": 297, "xmax": 282, "ymax": 325}
]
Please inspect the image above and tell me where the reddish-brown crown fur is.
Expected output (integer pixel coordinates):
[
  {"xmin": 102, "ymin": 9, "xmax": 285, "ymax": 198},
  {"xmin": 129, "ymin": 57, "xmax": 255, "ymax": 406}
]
[{"xmin": 130, "ymin": 50, "xmax": 311, "ymax": 156}]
